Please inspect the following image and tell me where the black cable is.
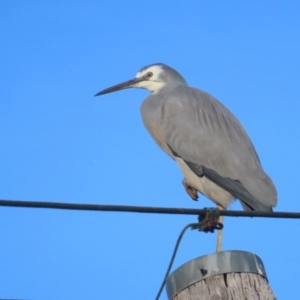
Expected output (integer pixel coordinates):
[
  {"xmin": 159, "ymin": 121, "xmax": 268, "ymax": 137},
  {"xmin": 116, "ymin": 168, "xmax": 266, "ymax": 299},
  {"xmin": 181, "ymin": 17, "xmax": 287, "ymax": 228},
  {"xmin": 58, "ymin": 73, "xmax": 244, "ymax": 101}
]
[
  {"xmin": 0, "ymin": 199, "xmax": 300, "ymax": 219},
  {"xmin": 155, "ymin": 223, "xmax": 199, "ymax": 300},
  {"xmin": 1, "ymin": 198, "xmax": 299, "ymax": 298}
]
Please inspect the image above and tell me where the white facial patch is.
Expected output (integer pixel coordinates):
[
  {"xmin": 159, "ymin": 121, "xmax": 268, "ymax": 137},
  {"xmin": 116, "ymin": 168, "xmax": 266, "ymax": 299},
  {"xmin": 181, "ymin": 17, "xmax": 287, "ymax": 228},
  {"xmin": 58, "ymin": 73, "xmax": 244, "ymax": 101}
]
[
  {"xmin": 135, "ymin": 65, "xmax": 163, "ymax": 78},
  {"xmin": 134, "ymin": 65, "xmax": 167, "ymax": 93}
]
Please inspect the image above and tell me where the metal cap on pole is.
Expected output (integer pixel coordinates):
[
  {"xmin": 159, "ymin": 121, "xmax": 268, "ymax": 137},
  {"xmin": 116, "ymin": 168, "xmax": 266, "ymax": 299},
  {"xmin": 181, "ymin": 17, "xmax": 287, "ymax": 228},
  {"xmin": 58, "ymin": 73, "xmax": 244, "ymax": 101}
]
[{"xmin": 166, "ymin": 250, "xmax": 275, "ymax": 300}]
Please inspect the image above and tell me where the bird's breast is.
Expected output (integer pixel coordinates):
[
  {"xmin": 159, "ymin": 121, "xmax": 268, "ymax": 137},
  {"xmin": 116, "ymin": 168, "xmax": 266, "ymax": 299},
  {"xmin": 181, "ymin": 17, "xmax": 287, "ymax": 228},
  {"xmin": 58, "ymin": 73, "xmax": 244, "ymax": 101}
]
[{"xmin": 140, "ymin": 96, "xmax": 174, "ymax": 158}]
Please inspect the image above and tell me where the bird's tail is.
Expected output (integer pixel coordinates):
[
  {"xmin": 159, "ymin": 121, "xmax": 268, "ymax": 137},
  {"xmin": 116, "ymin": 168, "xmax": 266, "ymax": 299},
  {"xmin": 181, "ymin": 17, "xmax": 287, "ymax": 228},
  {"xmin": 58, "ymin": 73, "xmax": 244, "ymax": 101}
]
[{"xmin": 240, "ymin": 200, "xmax": 273, "ymax": 212}]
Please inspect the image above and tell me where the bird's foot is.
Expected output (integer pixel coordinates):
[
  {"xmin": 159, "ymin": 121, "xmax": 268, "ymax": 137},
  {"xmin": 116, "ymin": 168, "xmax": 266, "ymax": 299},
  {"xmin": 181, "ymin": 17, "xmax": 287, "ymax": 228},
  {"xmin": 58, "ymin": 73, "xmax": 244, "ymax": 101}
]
[
  {"xmin": 194, "ymin": 208, "xmax": 223, "ymax": 233},
  {"xmin": 182, "ymin": 179, "xmax": 198, "ymax": 201}
]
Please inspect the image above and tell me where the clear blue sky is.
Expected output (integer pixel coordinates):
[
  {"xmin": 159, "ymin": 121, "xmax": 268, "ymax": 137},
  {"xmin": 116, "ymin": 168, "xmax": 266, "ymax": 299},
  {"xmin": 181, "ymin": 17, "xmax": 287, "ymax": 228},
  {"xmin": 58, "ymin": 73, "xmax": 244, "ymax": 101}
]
[{"xmin": 1, "ymin": 1, "xmax": 299, "ymax": 299}]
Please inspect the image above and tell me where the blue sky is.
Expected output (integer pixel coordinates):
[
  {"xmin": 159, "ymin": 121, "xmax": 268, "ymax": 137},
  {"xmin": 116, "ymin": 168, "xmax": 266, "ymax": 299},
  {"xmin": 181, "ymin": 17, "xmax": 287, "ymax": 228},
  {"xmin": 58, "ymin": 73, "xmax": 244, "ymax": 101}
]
[{"xmin": 0, "ymin": 1, "xmax": 299, "ymax": 299}]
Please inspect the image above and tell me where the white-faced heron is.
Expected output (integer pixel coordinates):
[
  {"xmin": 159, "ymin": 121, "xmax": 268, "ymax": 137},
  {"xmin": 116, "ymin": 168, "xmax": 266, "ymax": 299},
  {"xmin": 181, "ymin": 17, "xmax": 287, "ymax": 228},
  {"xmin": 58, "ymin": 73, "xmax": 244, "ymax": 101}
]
[{"xmin": 95, "ymin": 63, "xmax": 277, "ymax": 251}]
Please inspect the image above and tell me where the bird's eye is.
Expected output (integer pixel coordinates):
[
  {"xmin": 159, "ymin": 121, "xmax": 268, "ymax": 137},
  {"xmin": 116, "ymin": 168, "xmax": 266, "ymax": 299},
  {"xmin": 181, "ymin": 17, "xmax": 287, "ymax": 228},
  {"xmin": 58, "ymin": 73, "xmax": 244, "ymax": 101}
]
[{"xmin": 146, "ymin": 72, "xmax": 153, "ymax": 78}]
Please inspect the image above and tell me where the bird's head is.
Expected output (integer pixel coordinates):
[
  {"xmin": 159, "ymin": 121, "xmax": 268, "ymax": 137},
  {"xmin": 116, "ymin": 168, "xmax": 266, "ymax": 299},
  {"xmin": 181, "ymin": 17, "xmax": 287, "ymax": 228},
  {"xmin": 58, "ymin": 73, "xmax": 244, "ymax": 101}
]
[{"xmin": 94, "ymin": 63, "xmax": 187, "ymax": 96}]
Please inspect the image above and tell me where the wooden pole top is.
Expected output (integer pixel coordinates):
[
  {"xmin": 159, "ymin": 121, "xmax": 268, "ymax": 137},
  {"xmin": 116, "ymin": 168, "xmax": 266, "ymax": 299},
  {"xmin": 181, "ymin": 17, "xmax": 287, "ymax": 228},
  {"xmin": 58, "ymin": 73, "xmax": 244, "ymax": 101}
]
[{"xmin": 165, "ymin": 250, "xmax": 268, "ymax": 300}]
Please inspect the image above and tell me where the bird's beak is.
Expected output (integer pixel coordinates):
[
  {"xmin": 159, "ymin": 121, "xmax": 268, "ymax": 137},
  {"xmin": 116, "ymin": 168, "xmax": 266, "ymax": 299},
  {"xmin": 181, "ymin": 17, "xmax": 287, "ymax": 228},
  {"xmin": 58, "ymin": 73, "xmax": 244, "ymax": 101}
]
[{"xmin": 94, "ymin": 77, "xmax": 145, "ymax": 96}]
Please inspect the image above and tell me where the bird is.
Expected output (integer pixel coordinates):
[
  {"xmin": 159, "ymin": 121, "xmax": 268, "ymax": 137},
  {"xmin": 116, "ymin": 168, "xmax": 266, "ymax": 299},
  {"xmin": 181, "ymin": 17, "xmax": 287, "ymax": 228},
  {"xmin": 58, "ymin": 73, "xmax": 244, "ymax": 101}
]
[{"xmin": 94, "ymin": 63, "xmax": 277, "ymax": 251}]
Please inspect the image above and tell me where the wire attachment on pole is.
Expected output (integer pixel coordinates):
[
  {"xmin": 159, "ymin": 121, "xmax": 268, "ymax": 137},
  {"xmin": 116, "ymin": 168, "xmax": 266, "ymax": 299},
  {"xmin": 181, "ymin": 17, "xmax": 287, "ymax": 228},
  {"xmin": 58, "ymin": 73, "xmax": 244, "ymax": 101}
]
[{"xmin": 192, "ymin": 207, "xmax": 223, "ymax": 233}]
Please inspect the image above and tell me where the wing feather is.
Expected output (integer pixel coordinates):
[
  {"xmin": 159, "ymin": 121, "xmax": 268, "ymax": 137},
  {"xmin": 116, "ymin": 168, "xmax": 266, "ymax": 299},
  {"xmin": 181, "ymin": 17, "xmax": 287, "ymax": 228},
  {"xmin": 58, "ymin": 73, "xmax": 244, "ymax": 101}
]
[{"xmin": 162, "ymin": 86, "xmax": 277, "ymax": 209}]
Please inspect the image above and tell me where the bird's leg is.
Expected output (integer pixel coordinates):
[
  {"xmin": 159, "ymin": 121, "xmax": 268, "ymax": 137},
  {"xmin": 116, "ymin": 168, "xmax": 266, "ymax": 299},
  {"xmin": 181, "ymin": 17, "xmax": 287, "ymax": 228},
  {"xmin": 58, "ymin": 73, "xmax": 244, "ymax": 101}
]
[
  {"xmin": 182, "ymin": 178, "xmax": 198, "ymax": 201},
  {"xmin": 216, "ymin": 205, "xmax": 224, "ymax": 252}
]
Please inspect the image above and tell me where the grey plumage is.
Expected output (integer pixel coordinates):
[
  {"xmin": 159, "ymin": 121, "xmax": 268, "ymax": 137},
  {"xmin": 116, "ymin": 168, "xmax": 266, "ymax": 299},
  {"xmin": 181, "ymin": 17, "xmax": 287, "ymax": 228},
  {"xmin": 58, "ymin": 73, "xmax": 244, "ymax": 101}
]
[{"xmin": 95, "ymin": 63, "xmax": 277, "ymax": 212}]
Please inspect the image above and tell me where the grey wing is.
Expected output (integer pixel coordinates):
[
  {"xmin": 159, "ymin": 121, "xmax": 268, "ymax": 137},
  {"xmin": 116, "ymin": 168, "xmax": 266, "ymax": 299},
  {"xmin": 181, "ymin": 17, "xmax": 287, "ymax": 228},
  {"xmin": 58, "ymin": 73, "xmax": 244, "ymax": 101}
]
[{"xmin": 162, "ymin": 86, "xmax": 277, "ymax": 211}]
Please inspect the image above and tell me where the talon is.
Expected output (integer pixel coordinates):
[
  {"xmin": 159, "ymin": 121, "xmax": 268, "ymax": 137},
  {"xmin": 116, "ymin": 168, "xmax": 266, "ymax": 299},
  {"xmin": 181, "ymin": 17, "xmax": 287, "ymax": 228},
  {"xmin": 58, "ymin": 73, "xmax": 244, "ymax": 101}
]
[
  {"xmin": 197, "ymin": 208, "xmax": 223, "ymax": 233},
  {"xmin": 182, "ymin": 179, "xmax": 198, "ymax": 201}
]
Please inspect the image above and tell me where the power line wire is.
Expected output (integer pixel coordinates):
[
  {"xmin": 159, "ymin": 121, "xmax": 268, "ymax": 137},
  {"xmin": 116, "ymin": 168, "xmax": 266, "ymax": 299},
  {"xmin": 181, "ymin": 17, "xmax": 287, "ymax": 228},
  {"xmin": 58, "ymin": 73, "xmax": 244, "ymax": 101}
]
[
  {"xmin": 155, "ymin": 223, "xmax": 198, "ymax": 300},
  {"xmin": 1, "ymin": 198, "xmax": 299, "ymax": 299},
  {"xmin": 0, "ymin": 199, "xmax": 299, "ymax": 219}
]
